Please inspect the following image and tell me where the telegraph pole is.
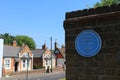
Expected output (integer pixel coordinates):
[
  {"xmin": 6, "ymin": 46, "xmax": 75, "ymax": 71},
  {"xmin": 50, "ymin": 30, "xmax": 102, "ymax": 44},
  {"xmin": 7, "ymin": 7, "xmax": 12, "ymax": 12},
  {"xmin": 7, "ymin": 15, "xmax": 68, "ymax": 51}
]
[{"xmin": 50, "ymin": 37, "xmax": 53, "ymax": 72}]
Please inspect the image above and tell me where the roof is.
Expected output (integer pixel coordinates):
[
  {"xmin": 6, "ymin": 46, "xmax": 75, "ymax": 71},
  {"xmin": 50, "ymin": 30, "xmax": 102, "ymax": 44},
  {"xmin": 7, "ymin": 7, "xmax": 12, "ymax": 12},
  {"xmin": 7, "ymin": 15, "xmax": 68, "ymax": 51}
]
[
  {"xmin": 44, "ymin": 49, "xmax": 56, "ymax": 58},
  {"xmin": 54, "ymin": 47, "xmax": 65, "ymax": 58},
  {"xmin": 32, "ymin": 49, "xmax": 44, "ymax": 58},
  {"xmin": 59, "ymin": 47, "xmax": 65, "ymax": 58},
  {"xmin": 3, "ymin": 45, "xmax": 21, "ymax": 57}
]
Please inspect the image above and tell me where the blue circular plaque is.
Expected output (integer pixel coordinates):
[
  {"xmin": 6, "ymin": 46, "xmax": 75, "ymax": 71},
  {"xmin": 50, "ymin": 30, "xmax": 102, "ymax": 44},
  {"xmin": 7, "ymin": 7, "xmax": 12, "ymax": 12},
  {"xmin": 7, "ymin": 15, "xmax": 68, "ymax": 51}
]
[{"xmin": 75, "ymin": 30, "xmax": 102, "ymax": 57}]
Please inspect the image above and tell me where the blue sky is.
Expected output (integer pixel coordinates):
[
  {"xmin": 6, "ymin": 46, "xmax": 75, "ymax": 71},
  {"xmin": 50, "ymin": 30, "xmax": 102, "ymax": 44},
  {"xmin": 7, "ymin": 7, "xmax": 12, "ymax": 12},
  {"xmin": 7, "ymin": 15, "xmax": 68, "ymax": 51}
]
[{"xmin": 0, "ymin": 0, "xmax": 100, "ymax": 49}]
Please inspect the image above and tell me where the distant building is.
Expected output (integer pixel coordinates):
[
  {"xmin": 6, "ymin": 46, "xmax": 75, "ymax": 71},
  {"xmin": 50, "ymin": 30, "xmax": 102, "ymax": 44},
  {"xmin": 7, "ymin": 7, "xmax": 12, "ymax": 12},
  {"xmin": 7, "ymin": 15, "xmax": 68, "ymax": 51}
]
[
  {"xmin": 42, "ymin": 43, "xmax": 56, "ymax": 72},
  {"xmin": 2, "ymin": 40, "xmax": 33, "ymax": 76},
  {"xmin": 54, "ymin": 42, "xmax": 65, "ymax": 67},
  {"xmin": 2, "ymin": 40, "xmax": 63, "ymax": 76},
  {"xmin": 32, "ymin": 49, "xmax": 44, "ymax": 69},
  {"xmin": 32, "ymin": 43, "xmax": 56, "ymax": 72}
]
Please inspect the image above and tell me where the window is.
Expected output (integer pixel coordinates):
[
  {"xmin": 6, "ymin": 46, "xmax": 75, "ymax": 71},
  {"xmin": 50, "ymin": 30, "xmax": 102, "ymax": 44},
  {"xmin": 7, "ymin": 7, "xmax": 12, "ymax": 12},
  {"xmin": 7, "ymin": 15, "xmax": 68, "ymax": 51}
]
[
  {"xmin": 22, "ymin": 52, "xmax": 30, "ymax": 69},
  {"xmin": 4, "ymin": 58, "xmax": 11, "ymax": 69},
  {"xmin": 22, "ymin": 59, "xmax": 29, "ymax": 68},
  {"xmin": 46, "ymin": 59, "xmax": 51, "ymax": 66},
  {"xmin": 23, "ymin": 59, "xmax": 26, "ymax": 68}
]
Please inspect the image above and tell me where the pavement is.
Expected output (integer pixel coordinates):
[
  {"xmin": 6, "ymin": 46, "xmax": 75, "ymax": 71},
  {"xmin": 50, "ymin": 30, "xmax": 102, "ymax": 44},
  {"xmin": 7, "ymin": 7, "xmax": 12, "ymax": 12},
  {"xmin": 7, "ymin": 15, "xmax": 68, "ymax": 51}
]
[{"xmin": 0, "ymin": 71, "xmax": 65, "ymax": 80}]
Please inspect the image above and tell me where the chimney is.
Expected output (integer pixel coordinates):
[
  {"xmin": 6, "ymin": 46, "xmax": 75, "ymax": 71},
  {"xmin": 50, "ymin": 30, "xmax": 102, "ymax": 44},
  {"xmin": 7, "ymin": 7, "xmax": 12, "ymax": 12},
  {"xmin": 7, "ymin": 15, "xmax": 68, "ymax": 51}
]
[
  {"xmin": 54, "ymin": 41, "xmax": 58, "ymax": 49},
  {"xmin": 13, "ymin": 40, "xmax": 17, "ymax": 47},
  {"xmin": 61, "ymin": 44, "xmax": 65, "ymax": 48},
  {"xmin": 42, "ymin": 43, "xmax": 47, "ymax": 50}
]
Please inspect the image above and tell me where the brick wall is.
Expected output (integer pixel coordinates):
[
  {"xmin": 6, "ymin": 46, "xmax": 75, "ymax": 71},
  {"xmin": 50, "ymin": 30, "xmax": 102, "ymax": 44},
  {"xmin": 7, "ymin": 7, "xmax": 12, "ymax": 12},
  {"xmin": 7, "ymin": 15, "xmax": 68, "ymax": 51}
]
[
  {"xmin": 2, "ymin": 58, "xmax": 14, "ymax": 76},
  {"xmin": 64, "ymin": 4, "xmax": 120, "ymax": 80},
  {"xmin": 19, "ymin": 45, "xmax": 33, "ymax": 71}
]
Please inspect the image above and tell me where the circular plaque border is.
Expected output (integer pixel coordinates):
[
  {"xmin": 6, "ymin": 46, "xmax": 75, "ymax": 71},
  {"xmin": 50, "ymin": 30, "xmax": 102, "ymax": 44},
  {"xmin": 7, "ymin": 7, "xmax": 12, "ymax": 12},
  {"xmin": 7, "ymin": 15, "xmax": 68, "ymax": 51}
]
[{"xmin": 75, "ymin": 30, "xmax": 102, "ymax": 57}]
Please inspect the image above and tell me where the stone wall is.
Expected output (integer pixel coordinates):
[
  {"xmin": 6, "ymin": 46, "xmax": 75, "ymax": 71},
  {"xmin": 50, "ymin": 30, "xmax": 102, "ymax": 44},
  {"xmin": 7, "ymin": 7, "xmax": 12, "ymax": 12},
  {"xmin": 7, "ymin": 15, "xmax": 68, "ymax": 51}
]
[{"xmin": 64, "ymin": 4, "xmax": 120, "ymax": 80}]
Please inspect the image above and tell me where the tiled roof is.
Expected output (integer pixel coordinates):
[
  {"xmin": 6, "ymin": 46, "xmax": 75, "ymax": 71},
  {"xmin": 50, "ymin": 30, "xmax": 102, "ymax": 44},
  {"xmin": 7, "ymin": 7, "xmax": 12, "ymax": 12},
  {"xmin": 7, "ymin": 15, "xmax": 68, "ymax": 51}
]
[
  {"xmin": 59, "ymin": 48, "xmax": 65, "ymax": 58},
  {"xmin": 3, "ymin": 45, "xmax": 21, "ymax": 57},
  {"xmin": 32, "ymin": 49, "xmax": 44, "ymax": 58},
  {"xmin": 54, "ymin": 48, "xmax": 65, "ymax": 58}
]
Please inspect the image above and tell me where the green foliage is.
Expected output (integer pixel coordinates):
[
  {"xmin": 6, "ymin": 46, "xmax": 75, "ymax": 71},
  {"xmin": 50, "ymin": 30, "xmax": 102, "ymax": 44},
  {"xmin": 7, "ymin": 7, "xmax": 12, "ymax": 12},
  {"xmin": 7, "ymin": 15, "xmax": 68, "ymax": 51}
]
[
  {"xmin": 1, "ymin": 33, "xmax": 36, "ymax": 49},
  {"xmin": 15, "ymin": 35, "xmax": 36, "ymax": 49},
  {"xmin": 94, "ymin": 0, "xmax": 120, "ymax": 8},
  {"xmin": 59, "ymin": 78, "xmax": 66, "ymax": 80},
  {"xmin": 33, "ymin": 63, "xmax": 43, "ymax": 69},
  {"xmin": 2, "ymin": 33, "xmax": 14, "ymax": 45}
]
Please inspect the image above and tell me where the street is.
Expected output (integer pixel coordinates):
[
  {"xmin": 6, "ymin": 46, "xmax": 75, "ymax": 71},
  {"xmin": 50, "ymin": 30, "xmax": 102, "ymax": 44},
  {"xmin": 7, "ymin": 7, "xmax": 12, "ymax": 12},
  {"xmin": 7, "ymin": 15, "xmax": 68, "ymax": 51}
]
[
  {"xmin": 29, "ymin": 72, "xmax": 65, "ymax": 80},
  {"xmin": 0, "ymin": 71, "xmax": 65, "ymax": 80}
]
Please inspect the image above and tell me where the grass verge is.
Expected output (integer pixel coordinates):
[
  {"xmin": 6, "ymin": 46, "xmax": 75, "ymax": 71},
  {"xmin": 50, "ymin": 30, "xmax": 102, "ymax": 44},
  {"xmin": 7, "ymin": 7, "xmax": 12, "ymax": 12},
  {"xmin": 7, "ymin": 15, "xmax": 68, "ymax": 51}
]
[{"xmin": 59, "ymin": 78, "xmax": 66, "ymax": 80}]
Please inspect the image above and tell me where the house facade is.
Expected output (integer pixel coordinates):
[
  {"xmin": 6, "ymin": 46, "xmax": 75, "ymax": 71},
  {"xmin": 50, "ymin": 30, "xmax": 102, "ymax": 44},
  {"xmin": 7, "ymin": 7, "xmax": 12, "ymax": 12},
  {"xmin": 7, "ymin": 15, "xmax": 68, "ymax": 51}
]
[
  {"xmin": 2, "ymin": 40, "xmax": 62, "ymax": 76},
  {"xmin": 32, "ymin": 43, "xmax": 56, "ymax": 72},
  {"xmin": 32, "ymin": 49, "xmax": 43, "ymax": 69},
  {"xmin": 2, "ymin": 41, "xmax": 33, "ymax": 76},
  {"xmin": 0, "ymin": 38, "xmax": 4, "ymax": 78},
  {"xmin": 41, "ymin": 44, "xmax": 56, "ymax": 72},
  {"xmin": 54, "ymin": 42, "xmax": 65, "ymax": 67}
]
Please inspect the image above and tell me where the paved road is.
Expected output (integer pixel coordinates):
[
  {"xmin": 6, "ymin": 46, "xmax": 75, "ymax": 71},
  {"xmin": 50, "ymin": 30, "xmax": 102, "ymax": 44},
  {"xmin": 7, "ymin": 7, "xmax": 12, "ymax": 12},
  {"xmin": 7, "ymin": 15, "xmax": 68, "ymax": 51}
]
[
  {"xmin": 29, "ymin": 72, "xmax": 65, "ymax": 80},
  {"xmin": 0, "ymin": 71, "xmax": 65, "ymax": 80}
]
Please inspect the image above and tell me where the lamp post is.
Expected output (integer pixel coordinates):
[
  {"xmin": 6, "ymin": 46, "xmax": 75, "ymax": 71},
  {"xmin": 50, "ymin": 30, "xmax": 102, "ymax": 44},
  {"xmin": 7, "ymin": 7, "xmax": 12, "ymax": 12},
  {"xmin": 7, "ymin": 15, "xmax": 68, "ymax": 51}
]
[
  {"xmin": 26, "ymin": 53, "xmax": 30, "ymax": 80},
  {"xmin": 50, "ymin": 37, "xmax": 52, "ymax": 72}
]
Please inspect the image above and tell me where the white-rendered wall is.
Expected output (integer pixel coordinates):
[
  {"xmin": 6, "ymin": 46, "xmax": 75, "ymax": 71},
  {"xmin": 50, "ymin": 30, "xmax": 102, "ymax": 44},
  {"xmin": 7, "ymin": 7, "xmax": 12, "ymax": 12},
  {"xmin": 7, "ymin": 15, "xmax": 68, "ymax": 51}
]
[
  {"xmin": 0, "ymin": 38, "xmax": 3, "ymax": 77},
  {"xmin": 57, "ymin": 59, "xmax": 64, "ymax": 67}
]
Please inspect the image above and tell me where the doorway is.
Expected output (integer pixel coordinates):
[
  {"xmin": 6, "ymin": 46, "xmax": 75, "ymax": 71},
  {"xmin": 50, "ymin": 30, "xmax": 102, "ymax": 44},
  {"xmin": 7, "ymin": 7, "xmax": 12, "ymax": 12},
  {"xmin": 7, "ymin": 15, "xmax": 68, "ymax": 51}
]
[{"xmin": 15, "ymin": 62, "xmax": 19, "ymax": 72}]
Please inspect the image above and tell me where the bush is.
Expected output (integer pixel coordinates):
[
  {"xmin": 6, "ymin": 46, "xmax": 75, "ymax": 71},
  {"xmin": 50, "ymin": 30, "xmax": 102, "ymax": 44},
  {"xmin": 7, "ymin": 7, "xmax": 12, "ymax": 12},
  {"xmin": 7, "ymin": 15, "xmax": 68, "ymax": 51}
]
[
  {"xmin": 33, "ymin": 63, "xmax": 43, "ymax": 69},
  {"xmin": 5, "ymin": 71, "xmax": 13, "ymax": 76}
]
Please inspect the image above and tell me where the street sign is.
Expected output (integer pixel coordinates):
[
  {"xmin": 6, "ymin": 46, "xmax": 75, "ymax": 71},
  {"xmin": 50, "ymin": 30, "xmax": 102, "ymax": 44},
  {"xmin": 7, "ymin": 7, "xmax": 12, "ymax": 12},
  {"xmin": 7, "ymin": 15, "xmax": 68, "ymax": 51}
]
[{"xmin": 75, "ymin": 30, "xmax": 102, "ymax": 57}]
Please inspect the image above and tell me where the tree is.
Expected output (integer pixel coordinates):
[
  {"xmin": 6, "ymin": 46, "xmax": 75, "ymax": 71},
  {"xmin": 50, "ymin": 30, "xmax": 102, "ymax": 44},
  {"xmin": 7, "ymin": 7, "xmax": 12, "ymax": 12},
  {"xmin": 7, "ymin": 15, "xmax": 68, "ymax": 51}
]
[
  {"xmin": 94, "ymin": 0, "xmax": 120, "ymax": 8},
  {"xmin": 1, "ymin": 33, "xmax": 36, "ymax": 49},
  {"xmin": 2, "ymin": 33, "xmax": 14, "ymax": 45},
  {"xmin": 15, "ymin": 35, "xmax": 36, "ymax": 49}
]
